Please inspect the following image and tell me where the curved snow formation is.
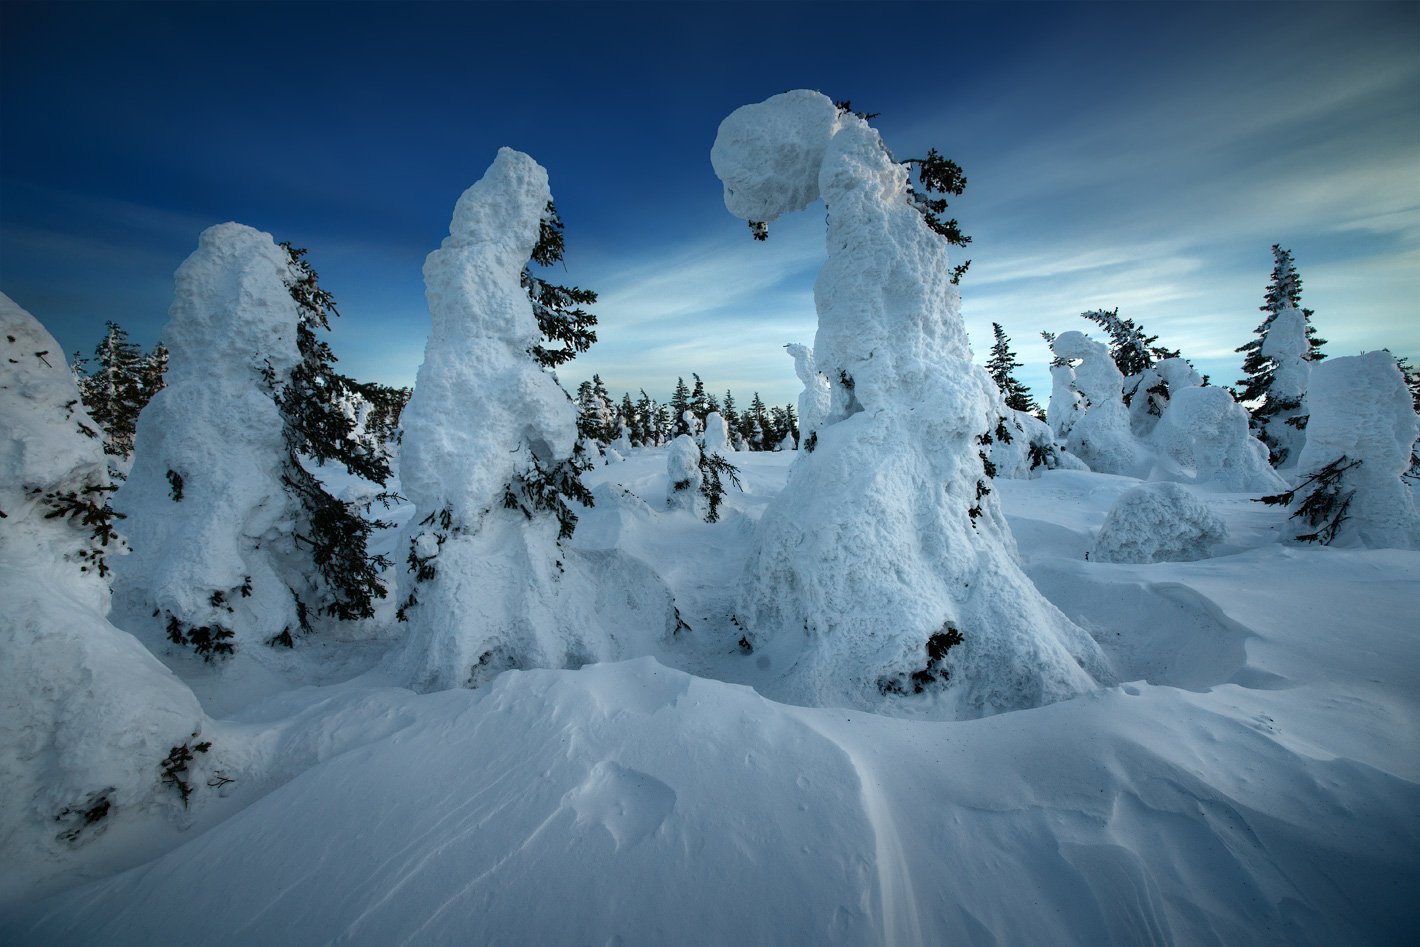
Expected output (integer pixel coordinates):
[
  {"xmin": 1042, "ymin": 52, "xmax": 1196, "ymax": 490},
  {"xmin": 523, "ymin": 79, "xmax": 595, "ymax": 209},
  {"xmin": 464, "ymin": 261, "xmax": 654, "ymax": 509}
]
[
  {"xmin": 1292, "ymin": 351, "xmax": 1420, "ymax": 549},
  {"xmin": 713, "ymin": 91, "xmax": 1111, "ymax": 716},
  {"xmin": 113, "ymin": 223, "xmax": 306, "ymax": 648},
  {"xmin": 391, "ymin": 149, "xmax": 658, "ymax": 691},
  {"xmin": 785, "ymin": 342, "xmax": 830, "ymax": 444},
  {"xmin": 0, "ymin": 294, "xmax": 204, "ymax": 889}
]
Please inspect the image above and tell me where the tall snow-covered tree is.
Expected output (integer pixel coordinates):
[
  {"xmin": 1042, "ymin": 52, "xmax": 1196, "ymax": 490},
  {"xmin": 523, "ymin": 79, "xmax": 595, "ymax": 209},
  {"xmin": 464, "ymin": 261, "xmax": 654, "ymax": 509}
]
[
  {"xmin": 669, "ymin": 377, "xmax": 693, "ymax": 436},
  {"xmin": 1079, "ymin": 308, "xmax": 1180, "ymax": 382},
  {"xmin": 1236, "ymin": 245, "xmax": 1327, "ymax": 458},
  {"xmin": 985, "ymin": 323, "xmax": 1037, "ymax": 414}
]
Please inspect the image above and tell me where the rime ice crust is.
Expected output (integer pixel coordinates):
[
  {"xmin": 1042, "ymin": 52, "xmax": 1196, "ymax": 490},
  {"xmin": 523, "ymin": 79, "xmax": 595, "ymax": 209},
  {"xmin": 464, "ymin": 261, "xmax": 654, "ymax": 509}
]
[
  {"xmin": 113, "ymin": 223, "xmax": 305, "ymax": 647},
  {"xmin": 0, "ymin": 294, "xmax": 203, "ymax": 863},
  {"xmin": 391, "ymin": 149, "xmax": 638, "ymax": 691},
  {"xmin": 1292, "ymin": 352, "xmax": 1420, "ymax": 549},
  {"xmin": 714, "ymin": 92, "xmax": 1111, "ymax": 717}
]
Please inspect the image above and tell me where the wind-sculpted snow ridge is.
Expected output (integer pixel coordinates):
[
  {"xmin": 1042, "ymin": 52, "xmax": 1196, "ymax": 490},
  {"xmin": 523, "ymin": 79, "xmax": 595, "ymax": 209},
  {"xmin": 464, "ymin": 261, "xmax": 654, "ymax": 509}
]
[
  {"xmin": 713, "ymin": 91, "xmax": 1111, "ymax": 717},
  {"xmin": 1290, "ymin": 351, "xmax": 1420, "ymax": 549},
  {"xmin": 391, "ymin": 148, "xmax": 674, "ymax": 691},
  {"xmin": 0, "ymin": 294, "xmax": 205, "ymax": 899},
  {"xmin": 112, "ymin": 223, "xmax": 306, "ymax": 652}
]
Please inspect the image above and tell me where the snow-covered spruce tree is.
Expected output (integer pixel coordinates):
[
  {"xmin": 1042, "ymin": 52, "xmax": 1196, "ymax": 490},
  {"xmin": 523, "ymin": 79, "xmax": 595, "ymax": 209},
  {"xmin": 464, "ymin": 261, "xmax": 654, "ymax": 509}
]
[
  {"xmin": 986, "ymin": 323, "xmax": 1038, "ymax": 415},
  {"xmin": 1257, "ymin": 306, "xmax": 1311, "ymax": 467},
  {"xmin": 785, "ymin": 342, "xmax": 831, "ymax": 450},
  {"xmin": 523, "ymin": 201, "xmax": 597, "ymax": 371},
  {"xmin": 1236, "ymin": 244, "xmax": 1326, "ymax": 463},
  {"xmin": 1149, "ymin": 384, "xmax": 1285, "ymax": 492},
  {"xmin": 113, "ymin": 224, "xmax": 311, "ymax": 658},
  {"xmin": 713, "ymin": 91, "xmax": 1110, "ymax": 716},
  {"xmin": 1079, "ymin": 307, "xmax": 1183, "ymax": 436},
  {"xmin": 1260, "ymin": 351, "xmax": 1419, "ymax": 548},
  {"xmin": 71, "ymin": 321, "xmax": 167, "ymax": 461},
  {"xmin": 391, "ymin": 148, "xmax": 637, "ymax": 692},
  {"xmin": 1049, "ymin": 330, "xmax": 1146, "ymax": 476},
  {"xmin": 666, "ymin": 431, "xmax": 742, "ymax": 523},
  {"xmin": 1, "ymin": 293, "xmax": 206, "ymax": 859}
]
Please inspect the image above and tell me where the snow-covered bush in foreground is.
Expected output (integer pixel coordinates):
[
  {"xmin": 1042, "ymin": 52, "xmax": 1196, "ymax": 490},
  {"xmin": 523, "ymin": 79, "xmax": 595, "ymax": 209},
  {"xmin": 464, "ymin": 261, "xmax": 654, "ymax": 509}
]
[
  {"xmin": 391, "ymin": 149, "xmax": 669, "ymax": 691},
  {"xmin": 713, "ymin": 91, "xmax": 1111, "ymax": 716},
  {"xmin": 1272, "ymin": 352, "xmax": 1420, "ymax": 549},
  {"xmin": 1091, "ymin": 481, "xmax": 1228, "ymax": 563},
  {"xmin": 113, "ymin": 223, "xmax": 306, "ymax": 657},
  {"xmin": 0, "ymin": 294, "xmax": 204, "ymax": 872}
]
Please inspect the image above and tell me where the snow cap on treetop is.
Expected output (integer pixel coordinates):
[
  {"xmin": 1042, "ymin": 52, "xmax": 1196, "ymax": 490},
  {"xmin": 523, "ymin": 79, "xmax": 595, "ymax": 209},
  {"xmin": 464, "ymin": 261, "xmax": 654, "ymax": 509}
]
[{"xmin": 711, "ymin": 90, "xmax": 840, "ymax": 225}]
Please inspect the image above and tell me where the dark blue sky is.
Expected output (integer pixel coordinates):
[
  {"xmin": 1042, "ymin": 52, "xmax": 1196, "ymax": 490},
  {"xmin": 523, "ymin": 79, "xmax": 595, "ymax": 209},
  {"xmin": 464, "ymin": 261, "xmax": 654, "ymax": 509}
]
[{"xmin": 3, "ymin": 1, "xmax": 1416, "ymax": 406}]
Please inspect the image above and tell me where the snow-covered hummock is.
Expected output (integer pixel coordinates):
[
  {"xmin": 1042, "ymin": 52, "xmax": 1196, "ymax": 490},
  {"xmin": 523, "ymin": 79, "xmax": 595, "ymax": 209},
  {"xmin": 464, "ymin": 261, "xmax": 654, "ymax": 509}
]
[
  {"xmin": 1051, "ymin": 331, "xmax": 1147, "ymax": 477},
  {"xmin": 390, "ymin": 149, "xmax": 650, "ymax": 691},
  {"xmin": 1260, "ymin": 306, "xmax": 1312, "ymax": 467},
  {"xmin": 665, "ymin": 434, "xmax": 702, "ymax": 515},
  {"xmin": 112, "ymin": 223, "xmax": 306, "ymax": 649},
  {"xmin": 1151, "ymin": 385, "xmax": 1286, "ymax": 492},
  {"xmin": 0, "ymin": 294, "xmax": 204, "ymax": 887},
  {"xmin": 1290, "ymin": 351, "xmax": 1420, "ymax": 549},
  {"xmin": 784, "ymin": 342, "xmax": 830, "ymax": 444},
  {"xmin": 1091, "ymin": 482, "xmax": 1229, "ymax": 563},
  {"xmin": 701, "ymin": 411, "xmax": 730, "ymax": 454},
  {"xmin": 713, "ymin": 91, "xmax": 1111, "ymax": 716}
]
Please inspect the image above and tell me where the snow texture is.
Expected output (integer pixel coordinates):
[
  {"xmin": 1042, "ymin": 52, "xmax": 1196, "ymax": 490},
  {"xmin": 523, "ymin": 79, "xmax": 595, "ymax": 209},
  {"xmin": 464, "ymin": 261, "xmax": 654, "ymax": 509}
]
[
  {"xmin": 112, "ymin": 223, "xmax": 306, "ymax": 649},
  {"xmin": 1048, "ymin": 361, "xmax": 1081, "ymax": 437},
  {"xmin": 1150, "ymin": 385, "xmax": 1285, "ymax": 492},
  {"xmin": 1091, "ymin": 481, "xmax": 1229, "ymax": 563},
  {"xmin": 1260, "ymin": 306, "xmax": 1311, "ymax": 466},
  {"xmin": 665, "ymin": 434, "xmax": 702, "ymax": 515},
  {"xmin": 1291, "ymin": 351, "xmax": 1420, "ymax": 549},
  {"xmin": 785, "ymin": 342, "xmax": 830, "ymax": 444},
  {"xmin": 715, "ymin": 91, "xmax": 1111, "ymax": 716},
  {"xmin": 0, "ymin": 294, "xmax": 204, "ymax": 887},
  {"xmin": 390, "ymin": 148, "xmax": 637, "ymax": 691},
  {"xmin": 1051, "ymin": 330, "xmax": 1148, "ymax": 476},
  {"xmin": 989, "ymin": 409, "xmax": 1087, "ymax": 480}
]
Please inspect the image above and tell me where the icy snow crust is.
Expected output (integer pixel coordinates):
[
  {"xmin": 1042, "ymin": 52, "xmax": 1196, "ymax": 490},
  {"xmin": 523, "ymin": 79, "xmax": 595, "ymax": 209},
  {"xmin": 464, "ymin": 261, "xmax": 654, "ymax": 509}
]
[
  {"xmin": 0, "ymin": 294, "xmax": 204, "ymax": 890},
  {"xmin": 112, "ymin": 223, "xmax": 304, "ymax": 648},
  {"xmin": 1292, "ymin": 351, "xmax": 1420, "ymax": 549},
  {"xmin": 390, "ymin": 149, "xmax": 670, "ymax": 691},
  {"xmin": 714, "ymin": 91, "xmax": 1109, "ymax": 716}
]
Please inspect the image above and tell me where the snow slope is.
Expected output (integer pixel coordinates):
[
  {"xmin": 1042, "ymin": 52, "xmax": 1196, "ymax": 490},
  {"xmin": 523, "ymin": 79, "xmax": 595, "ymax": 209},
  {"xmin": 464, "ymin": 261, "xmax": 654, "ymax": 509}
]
[{"xmin": 3, "ymin": 449, "xmax": 1417, "ymax": 946}]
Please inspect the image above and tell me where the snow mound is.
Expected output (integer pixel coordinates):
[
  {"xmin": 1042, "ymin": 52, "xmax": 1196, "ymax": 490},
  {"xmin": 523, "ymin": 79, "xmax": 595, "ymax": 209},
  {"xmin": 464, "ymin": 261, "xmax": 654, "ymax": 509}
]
[
  {"xmin": 716, "ymin": 91, "xmax": 1111, "ymax": 717},
  {"xmin": 112, "ymin": 223, "xmax": 304, "ymax": 650},
  {"xmin": 1290, "ymin": 351, "xmax": 1420, "ymax": 549},
  {"xmin": 1092, "ymin": 482, "xmax": 1228, "ymax": 563},
  {"xmin": 0, "ymin": 294, "xmax": 204, "ymax": 895},
  {"xmin": 1151, "ymin": 385, "xmax": 1285, "ymax": 492}
]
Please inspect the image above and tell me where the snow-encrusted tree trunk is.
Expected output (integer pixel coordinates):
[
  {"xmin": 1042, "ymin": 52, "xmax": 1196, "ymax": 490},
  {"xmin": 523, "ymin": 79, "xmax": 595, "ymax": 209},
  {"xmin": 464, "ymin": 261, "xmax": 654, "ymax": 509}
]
[
  {"xmin": 1258, "ymin": 306, "xmax": 1311, "ymax": 468},
  {"xmin": 712, "ymin": 91, "xmax": 1111, "ymax": 717},
  {"xmin": 784, "ymin": 342, "xmax": 830, "ymax": 448},
  {"xmin": 1050, "ymin": 331, "xmax": 1146, "ymax": 477},
  {"xmin": 1, "ymin": 293, "xmax": 205, "ymax": 863},
  {"xmin": 390, "ymin": 149, "xmax": 620, "ymax": 691},
  {"xmin": 1278, "ymin": 351, "xmax": 1420, "ymax": 548},
  {"xmin": 113, "ymin": 223, "xmax": 307, "ymax": 657}
]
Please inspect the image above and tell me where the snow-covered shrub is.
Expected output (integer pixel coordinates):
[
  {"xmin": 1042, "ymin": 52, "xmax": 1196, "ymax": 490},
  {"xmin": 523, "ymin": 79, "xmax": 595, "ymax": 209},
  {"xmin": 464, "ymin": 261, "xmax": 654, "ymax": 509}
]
[
  {"xmin": 390, "ymin": 149, "xmax": 639, "ymax": 691},
  {"xmin": 665, "ymin": 435, "xmax": 702, "ymax": 514},
  {"xmin": 1050, "ymin": 330, "xmax": 1146, "ymax": 476},
  {"xmin": 1091, "ymin": 482, "xmax": 1228, "ymax": 563},
  {"xmin": 714, "ymin": 91, "xmax": 1111, "ymax": 717},
  {"xmin": 988, "ymin": 409, "xmax": 1085, "ymax": 479},
  {"xmin": 1268, "ymin": 352, "xmax": 1420, "ymax": 548},
  {"xmin": 112, "ymin": 223, "xmax": 307, "ymax": 656},
  {"xmin": 702, "ymin": 411, "xmax": 730, "ymax": 454},
  {"xmin": 1150, "ymin": 385, "xmax": 1285, "ymax": 492},
  {"xmin": 0, "ymin": 293, "xmax": 205, "ymax": 860}
]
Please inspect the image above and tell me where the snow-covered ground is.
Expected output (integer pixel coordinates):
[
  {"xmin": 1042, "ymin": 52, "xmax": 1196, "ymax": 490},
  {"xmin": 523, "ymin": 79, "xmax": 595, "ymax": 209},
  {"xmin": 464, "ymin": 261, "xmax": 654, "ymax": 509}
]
[{"xmin": 3, "ymin": 447, "xmax": 1417, "ymax": 946}]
